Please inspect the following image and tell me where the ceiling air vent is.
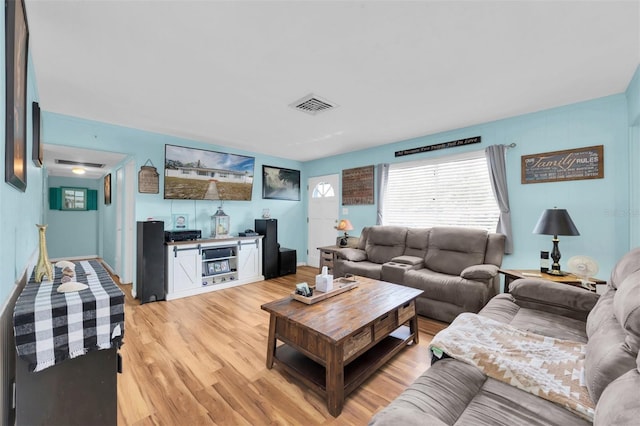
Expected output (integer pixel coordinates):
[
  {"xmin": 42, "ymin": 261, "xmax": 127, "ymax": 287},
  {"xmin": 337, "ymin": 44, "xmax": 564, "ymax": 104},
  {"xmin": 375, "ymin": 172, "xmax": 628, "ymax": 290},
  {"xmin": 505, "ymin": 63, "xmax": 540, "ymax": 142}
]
[
  {"xmin": 290, "ymin": 94, "xmax": 337, "ymax": 115},
  {"xmin": 55, "ymin": 159, "xmax": 105, "ymax": 168}
]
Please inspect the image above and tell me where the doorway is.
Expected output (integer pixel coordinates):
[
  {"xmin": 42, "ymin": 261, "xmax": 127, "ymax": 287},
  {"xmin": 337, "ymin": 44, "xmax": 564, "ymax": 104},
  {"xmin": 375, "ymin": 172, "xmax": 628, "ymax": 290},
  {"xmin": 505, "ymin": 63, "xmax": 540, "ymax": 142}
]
[
  {"xmin": 115, "ymin": 160, "xmax": 135, "ymax": 285},
  {"xmin": 307, "ymin": 174, "xmax": 339, "ymax": 268}
]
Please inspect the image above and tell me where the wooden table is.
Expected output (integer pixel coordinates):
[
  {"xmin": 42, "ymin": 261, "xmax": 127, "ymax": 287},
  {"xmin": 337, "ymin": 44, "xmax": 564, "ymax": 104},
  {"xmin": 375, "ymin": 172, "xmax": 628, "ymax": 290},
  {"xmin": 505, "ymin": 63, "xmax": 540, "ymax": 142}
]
[
  {"xmin": 317, "ymin": 238, "xmax": 359, "ymax": 274},
  {"xmin": 261, "ymin": 276, "xmax": 423, "ymax": 416},
  {"xmin": 317, "ymin": 245, "xmax": 341, "ymax": 274},
  {"xmin": 499, "ymin": 269, "xmax": 606, "ymax": 293}
]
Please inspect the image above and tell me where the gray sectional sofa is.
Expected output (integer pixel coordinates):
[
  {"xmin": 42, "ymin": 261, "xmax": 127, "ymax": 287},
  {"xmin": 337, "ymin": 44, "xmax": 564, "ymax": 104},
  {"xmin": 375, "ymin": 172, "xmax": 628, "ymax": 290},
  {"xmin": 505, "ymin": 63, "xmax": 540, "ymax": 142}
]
[
  {"xmin": 333, "ymin": 226, "xmax": 506, "ymax": 322},
  {"xmin": 369, "ymin": 248, "xmax": 640, "ymax": 425}
]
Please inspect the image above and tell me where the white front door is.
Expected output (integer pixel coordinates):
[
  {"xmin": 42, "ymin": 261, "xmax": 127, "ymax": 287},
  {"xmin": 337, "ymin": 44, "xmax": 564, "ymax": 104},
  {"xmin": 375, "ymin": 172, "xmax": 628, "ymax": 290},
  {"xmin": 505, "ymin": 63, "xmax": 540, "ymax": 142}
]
[{"xmin": 307, "ymin": 174, "xmax": 339, "ymax": 268}]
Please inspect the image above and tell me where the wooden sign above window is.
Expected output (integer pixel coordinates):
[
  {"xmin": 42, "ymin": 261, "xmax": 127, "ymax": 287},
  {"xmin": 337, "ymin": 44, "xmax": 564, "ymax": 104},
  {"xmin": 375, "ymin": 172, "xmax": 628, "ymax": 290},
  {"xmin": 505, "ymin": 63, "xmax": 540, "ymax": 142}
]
[{"xmin": 521, "ymin": 145, "xmax": 604, "ymax": 184}]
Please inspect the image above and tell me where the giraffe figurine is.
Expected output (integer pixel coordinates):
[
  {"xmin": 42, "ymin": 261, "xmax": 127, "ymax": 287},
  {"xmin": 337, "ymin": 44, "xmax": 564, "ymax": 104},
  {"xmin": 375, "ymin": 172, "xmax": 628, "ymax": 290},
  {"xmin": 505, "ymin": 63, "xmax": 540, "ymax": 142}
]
[{"xmin": 34, "ymin": 224, "xmax": 54, "ymax": 283}]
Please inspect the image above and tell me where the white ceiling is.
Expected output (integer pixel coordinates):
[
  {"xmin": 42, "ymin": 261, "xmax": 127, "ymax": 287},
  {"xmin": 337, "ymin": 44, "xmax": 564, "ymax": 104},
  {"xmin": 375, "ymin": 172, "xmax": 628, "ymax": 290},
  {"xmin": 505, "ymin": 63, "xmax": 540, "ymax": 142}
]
[
  {"xmin": 26, "ymin": 1, "xmax": 640, "ymax": 165},
  {"xmin": 43, "ymin": 145, "xmax": 127, "ymax": 179}
]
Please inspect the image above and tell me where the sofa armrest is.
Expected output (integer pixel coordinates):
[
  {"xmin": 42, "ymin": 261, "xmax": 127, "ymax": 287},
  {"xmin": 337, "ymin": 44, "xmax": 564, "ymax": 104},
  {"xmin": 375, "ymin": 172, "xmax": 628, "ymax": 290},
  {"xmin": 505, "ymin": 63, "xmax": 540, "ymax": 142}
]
[
  {"xmin": 509, "ymin": 278, "xmax": 600, "ymax": 314},
  {"xmin": 390, "ymin": 255, "xmax": 424, "ymax": 268},
  {"xmin": 335, "ymin": 248, "xmax": 367, "ymax": 262},
  {"xmin": 460, "ymin": 264, "xmax": 498, "ymax": 280}
]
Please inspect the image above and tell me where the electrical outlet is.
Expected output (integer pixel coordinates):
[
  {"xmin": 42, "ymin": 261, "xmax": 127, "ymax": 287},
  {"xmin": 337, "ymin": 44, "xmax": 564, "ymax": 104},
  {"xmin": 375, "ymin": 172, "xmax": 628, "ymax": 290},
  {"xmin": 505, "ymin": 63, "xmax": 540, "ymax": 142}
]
[{"xmin": 342, "ymin": 207, "xmax": 349, "ymax": 215}]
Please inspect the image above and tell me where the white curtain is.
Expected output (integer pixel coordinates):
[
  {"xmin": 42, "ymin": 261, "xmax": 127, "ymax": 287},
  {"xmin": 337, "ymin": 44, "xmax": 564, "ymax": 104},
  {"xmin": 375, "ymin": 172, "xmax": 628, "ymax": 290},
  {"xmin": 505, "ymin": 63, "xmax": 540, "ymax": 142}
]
[
  {"xmin": 485, "ymin": 145, "xmax": 513, "ymax": 254},
  {"xmin": 376, "ymin": 163, "xmax": 389, "ymax": 225}
]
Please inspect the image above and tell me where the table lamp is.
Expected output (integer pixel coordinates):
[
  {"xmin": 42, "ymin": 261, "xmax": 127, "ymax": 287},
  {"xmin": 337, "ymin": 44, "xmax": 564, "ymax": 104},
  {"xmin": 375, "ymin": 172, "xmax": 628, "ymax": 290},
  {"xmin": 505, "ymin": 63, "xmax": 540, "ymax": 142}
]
[
  {"xmin": 532, "ymin": 208, "xmax": 580, "ymax": 276},
  {"xmin": 336, "ymin": 219, "xmax": 354, "ymax": 247}
]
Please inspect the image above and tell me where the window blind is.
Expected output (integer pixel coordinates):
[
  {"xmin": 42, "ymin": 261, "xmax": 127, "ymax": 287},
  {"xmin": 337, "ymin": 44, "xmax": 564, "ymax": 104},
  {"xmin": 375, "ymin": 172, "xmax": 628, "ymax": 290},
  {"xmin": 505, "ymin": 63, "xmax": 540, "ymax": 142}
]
[{"xmin": 383, "ymin": 151, "xmax": 500, "ymax": 232}]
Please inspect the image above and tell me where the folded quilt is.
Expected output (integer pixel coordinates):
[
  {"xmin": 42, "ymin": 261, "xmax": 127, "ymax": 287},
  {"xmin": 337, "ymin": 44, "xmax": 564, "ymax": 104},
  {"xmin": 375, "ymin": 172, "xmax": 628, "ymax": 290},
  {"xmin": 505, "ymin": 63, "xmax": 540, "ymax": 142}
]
[{"xmin": 429, "ymin": 312, "xmax": 594, "ymax": 421}]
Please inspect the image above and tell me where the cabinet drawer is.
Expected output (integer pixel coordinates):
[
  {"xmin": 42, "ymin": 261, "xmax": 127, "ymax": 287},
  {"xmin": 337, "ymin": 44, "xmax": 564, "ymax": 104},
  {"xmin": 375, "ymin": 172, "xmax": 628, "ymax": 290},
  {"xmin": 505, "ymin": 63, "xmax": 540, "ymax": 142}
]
[
  {"xmin": 373, "ymin": 312, "xmax": 397, "ymax": 340},
  {"xmin": 397, "ymin": 300, "xmax": 415, "ymax": 324},
  {"xmin": 344, "ymin": 326, "xmax": 372, "ymax": 360}
]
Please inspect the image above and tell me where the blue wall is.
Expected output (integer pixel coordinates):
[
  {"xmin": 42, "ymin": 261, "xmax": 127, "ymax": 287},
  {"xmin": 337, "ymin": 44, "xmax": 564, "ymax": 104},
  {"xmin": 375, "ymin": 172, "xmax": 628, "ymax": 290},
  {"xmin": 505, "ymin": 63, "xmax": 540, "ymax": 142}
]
[
  {"xmin": 0, "ymin": 4, "xmax": 44, "ymax": 304},
  {"xmin": 41, "ymin": 114, "xmax": 308, "ymax": 267},
  {"xmin": 46, "ymin": 176, "xmax": 100, "ymax": 259},
  {"xmin": 3, "ymin": 36, "xmax": 634, "ymax": 305},
  {"xmin": 627, "ymin": 64, "xmax": 640, "ymax": 126},
  {"xmin": 626, "ymin": 65, "xmax": 640, "ymax": 248},
  {"xmin": 306, "ymin": 94, "xmax": 630, "ymax": 278},
  {"xmin": 34, "ymin": 84, "xmax": 640, "ymax": 291}
]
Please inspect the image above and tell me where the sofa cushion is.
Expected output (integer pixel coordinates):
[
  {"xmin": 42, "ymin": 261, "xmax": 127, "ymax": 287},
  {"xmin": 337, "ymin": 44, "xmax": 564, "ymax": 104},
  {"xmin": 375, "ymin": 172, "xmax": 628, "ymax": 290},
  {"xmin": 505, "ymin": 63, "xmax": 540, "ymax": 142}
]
[
  {"xmin": 335, "ymin": 260, "xmax": 382, "ymax": 280},
  {"xmin": 337, "ymin": 248, "xmax": 367, "ymax": 262},
  {"xmin": 365, "ymin": 226, "xmax": 407, "ymax": 264},
  {"xmin": 390, "ymin": 255, "xmax": 424, "ymax": 266},
  {"xmin": 584, "ymin": 318, "xmax": 638, "ymax": 403},
  {"xmin": 425, "ymin": 227, "xmax": 488, "ymax": 276},
  {"xmin": 586, "ymin": 288, "xmax": 615, "ymax": 338},
  {"xmin": 613, "ymin": 270, "xmax": 640, "ymax": 352},
  {"xmin": 404, "ymin": 268, "xmax": 492, "ymax": 314},
  {"xmin": 609, "ymin": 247, "xmax": 640, "ymax": 289},
  {"xmin": 479, "ymin": 294, "xmax": 589, "ymax": 342},
  {"xmin": 357, "ymin": 226, "xmax": 372, "ymax": 250},
  {"xmin": 461, "ymin": 264, "xmax": 498, "ymax": 280},
  {"xmin": 369, "ymin": 358, "xmax": 590, "ymax": 426},
  {"xmin": 403, "ymin": 228, "xmax": 430, "ymax": 259},
  {"xmin": 583, "ymin": 268, "xmax": 640, "ymax": 403},
  {"xmin": 593, "ymin": 363, "xmax": 640, "ymax": 425},
  {"xmin": 509, "ymin": 279, "xmax": 599, "ymax": 321}
]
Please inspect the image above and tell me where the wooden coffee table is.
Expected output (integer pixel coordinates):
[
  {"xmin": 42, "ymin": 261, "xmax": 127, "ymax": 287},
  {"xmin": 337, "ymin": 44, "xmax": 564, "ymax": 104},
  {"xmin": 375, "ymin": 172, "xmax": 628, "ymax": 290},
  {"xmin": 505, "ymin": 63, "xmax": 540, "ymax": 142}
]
[{"xmin": 261, "ymin": 276, "xmax": 423, "ymax": 416}]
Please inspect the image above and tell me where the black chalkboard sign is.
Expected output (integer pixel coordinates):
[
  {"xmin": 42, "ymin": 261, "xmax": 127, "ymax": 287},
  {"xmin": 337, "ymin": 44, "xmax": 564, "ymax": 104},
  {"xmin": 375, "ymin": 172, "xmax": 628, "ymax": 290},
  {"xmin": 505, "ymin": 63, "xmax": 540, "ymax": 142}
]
[
  {"xmin": 395, "ymin": 136, "xmax": 481, "ymax": 157},
  {"xmin": 521, "ymin": 145, "xmax": 604, "ymax": 184}
]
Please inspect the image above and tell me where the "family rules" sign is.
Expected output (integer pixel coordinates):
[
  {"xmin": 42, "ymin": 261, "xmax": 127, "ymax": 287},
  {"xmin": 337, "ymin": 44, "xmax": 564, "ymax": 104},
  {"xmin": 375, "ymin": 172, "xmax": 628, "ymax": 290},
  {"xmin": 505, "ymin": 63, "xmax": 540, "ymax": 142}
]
[{"xmin": 521, "ymin": 145, "xmax": 604, "ymax": 184}]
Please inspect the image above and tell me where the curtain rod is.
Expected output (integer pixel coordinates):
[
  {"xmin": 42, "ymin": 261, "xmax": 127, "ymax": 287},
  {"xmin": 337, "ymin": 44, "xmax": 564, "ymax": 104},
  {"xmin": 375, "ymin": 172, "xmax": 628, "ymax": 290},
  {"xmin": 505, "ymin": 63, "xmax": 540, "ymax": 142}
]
[{"xmin": 506, "ymin": 143, "xmax": 516, "ymax": 148}]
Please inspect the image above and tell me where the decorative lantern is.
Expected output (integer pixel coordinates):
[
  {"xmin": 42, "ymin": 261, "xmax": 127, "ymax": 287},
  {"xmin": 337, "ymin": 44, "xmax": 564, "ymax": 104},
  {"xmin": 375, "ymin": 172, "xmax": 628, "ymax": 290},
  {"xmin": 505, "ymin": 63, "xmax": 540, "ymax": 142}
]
[{"xmin": 211, "ymin": 206, "xmax": 230, "ymax": 238}]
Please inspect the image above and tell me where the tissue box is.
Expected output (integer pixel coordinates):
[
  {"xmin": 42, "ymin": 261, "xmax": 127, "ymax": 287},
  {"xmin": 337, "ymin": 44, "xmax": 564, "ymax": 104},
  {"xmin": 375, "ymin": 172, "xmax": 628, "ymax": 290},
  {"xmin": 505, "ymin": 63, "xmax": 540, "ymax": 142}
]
[{"xmin": 316, "ymin": 274, "xmax": 334, "ymax": 292}]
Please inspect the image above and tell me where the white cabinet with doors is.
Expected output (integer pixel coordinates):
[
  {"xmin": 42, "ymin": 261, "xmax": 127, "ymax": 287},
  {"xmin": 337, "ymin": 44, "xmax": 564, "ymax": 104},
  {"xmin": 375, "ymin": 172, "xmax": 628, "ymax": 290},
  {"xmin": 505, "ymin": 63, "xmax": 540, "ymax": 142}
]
[{"xmin": 166, "ymin": 236, "xmax": 264, "ymax": 300}]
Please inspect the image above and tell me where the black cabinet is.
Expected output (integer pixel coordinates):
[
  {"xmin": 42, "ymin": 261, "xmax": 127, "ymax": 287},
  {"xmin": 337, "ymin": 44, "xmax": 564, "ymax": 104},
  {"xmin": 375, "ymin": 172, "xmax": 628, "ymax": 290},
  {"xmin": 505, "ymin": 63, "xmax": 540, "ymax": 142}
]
[
  {"xmin": 16, "ymin": 348, "xmax": 118, "ymax": 425},
  {"xmin": 279, "ymin": 248, "xmax": 297, "ymax": 276},
  {"xmin": 255, "ymin": 219, "xmax": 279, "ymax": 279},
  {"xmin": 136, "ymin": 220, "xmax": 166, "ymax": 303}
]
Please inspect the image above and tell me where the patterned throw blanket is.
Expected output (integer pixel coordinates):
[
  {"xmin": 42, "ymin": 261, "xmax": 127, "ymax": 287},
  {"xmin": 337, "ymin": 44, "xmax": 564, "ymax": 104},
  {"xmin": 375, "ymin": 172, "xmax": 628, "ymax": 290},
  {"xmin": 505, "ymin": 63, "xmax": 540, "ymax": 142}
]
[{"xmin": 429, "ymin": 313, "xmax": 594, "ymax": 421}]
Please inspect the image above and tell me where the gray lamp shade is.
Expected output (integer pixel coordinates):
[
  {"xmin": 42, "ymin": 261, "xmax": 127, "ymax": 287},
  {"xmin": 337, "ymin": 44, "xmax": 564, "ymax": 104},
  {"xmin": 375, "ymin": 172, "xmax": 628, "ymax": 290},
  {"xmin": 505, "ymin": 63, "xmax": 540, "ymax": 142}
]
[{"xmin": 532, "ymin": 208, "xmax": 580, "ymax": 236}]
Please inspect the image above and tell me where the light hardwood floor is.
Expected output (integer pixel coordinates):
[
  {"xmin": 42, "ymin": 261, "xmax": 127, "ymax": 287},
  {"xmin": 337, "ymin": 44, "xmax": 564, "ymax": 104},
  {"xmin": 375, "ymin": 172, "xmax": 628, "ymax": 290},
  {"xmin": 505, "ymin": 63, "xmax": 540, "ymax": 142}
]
[{"xmin": 116, "ymin": 266, "xmax": 447, "ymax": 425}]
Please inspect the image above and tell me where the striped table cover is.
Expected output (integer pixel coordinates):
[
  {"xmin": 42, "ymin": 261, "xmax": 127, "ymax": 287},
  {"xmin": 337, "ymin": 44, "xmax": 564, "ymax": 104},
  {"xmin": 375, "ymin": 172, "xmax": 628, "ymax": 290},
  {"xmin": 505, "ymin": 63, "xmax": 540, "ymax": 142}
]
[{"xmin": 13, "ymin": 259, "xmax": 125, "ymax": 372}]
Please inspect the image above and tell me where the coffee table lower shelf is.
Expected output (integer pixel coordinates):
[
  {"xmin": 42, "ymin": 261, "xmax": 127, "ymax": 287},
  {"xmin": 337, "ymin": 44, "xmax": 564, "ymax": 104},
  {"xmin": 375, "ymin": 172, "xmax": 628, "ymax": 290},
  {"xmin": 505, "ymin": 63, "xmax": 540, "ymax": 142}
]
[{"xmin": 273, "ymin": 326, "xmax": 412, "ymax": 398}]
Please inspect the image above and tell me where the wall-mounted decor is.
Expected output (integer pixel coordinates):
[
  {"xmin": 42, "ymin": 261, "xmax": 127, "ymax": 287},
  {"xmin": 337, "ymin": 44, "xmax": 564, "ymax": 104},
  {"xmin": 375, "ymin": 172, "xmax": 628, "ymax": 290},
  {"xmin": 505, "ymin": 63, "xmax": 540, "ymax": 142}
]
[
  {"xmin": 32, "ymin": 102, "xmax": 42, "ymax": 167},
  {"xmin": 4, "ymin": 0, "xmax": 29, "ymax": 191},
  {"xmin": 138, "ymin": 159, "xmax": 159, "ymax": 193},
  {"xmin": 395, "ymin": 136, "xmax": 481, "ymax": 157},
  {"xmin": 164, "ymin": 144, "xmax": 255, "ymax": 200},
  {"xmin": 262, "ymin": 165, "xmax": 300, "ymax": 201},
  {"xmin": 172, "ymin": 214, "xmax": 188, "ymax": 230},
  {"xmin": 104, "ymin": 173, "xmax": 112, "ymax": 205},
  {"xmin": 342, "ymin": 165, "xmax": 374, "ymax": 205},
  {"xmin": 521, "ymin": 145, "xmax": 604, "ymax": 184}
]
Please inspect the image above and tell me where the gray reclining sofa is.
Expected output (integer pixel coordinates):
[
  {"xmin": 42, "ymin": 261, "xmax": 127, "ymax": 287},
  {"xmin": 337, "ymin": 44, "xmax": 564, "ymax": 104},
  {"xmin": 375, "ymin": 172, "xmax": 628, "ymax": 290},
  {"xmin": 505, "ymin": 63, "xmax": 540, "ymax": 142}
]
[
  {"xmin": 333, "ymin": 226, "xmax": 506, "ymax": 322},
  {"xmin": 369, "ymin": 248, "xmax": 640, "ymax": 425}
]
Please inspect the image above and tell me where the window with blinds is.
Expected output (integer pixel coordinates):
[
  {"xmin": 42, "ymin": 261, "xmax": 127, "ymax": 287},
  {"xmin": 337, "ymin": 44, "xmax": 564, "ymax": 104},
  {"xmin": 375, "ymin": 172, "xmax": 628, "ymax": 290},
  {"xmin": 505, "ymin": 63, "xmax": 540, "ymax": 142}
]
[{"xmin": 383, "ymin": 151, "xmax": 500, "ymax": 232}]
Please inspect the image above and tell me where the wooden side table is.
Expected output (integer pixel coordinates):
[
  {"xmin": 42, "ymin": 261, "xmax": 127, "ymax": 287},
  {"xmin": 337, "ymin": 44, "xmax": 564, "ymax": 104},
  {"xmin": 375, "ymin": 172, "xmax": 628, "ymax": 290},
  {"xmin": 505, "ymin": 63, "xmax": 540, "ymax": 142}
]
[
  {"xmin": 318, "ymin": 238, "xmax": 359, "ymax": 274},
  {"xmin": 317, "ymin": 245, "xmax": 341, "ymax": 274},
  {"xmin": 499, "ymin": 269, "xmax": 606, "ymax": 293}
]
